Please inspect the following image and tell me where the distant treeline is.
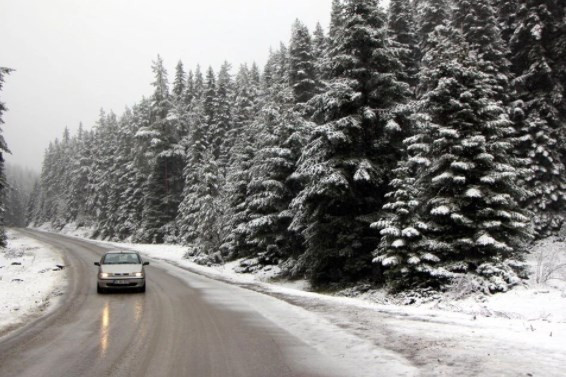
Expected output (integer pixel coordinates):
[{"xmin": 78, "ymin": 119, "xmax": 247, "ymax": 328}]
[{"xmin": 0, "ymin": 66, "xmax": 15, "ymax": 246}]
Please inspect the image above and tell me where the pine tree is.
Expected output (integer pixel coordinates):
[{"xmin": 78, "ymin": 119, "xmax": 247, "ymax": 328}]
[
  {"xmin": 312, "ymin": 22, "xmax": 328, "ymax": 81},
  {"xmin": 184, "ymin": 70, "xmax": 195, "ymax": 108},
  {"xmin": 377, "ymin": 25, "xmax": 531, "ymax": 292},
  {"xmin": 4, "ymin": 164, "xmax": 36, "ymax": 227},
  {"xmin": 452, "ymin": 0, "xmax": 511, "ymax": 95},
  {"xmin": 177, "ymin": 99, "xmax": 221, "ymax": 248},
  {"xmin": 173, "ymin": 60, "xmax": 186, "ymax": 103},
  {"xmin": 235, "ymin": 82, "xmax": 309, "ymax": 265},
  {"xmin": 388, "ymin": 0, "xmax": 420, "ymax": 88},
  {"xmin": 291, "ymin": 0, "xmax": 408, "ymax": 285},
  {"xmin": 262, "ymin": 49, "xmax": 277, "ymax": 91},
  {"xmin": 496, "ymin": 0, "xmax": 519, "ymax": 46},
  {"xmin": 26, "ymin": 180, "xmax": 41, "ymax": 226},
  {"xmin": 510, "ymin": 0, "xmax": 566, "ymax": 236},
  {"xmin": 194, "ymin": 65, "xmax": 205, "ymax": 100},
  {"xmin": 289, "ymin": 20, "xmax": 317, "ymax": 103},
  {"xmin": 137, "ymin": 56, "xmax": 184, "ymax": 243},
  {"xmin": 263, "ymin": 44, "xmax": 290, "ymax": 93},
  {"xmin": 329, "ymin": 0, "xmax": 344, "ymax": 41},
  {"xmin": 67, "ymin": 126, "xmax": 93, "ymax": 225},
  {"xmin": 122, "ymin": 99, "xmax": 153, "ymax": 238},
  {"xmin": 90, "ymin": 111, "xmax": 119, "ymax": 237},
  {"xmin": 0, "ymin": 67, "xmax": 12, "ymax": 246},
  {"xmin": 250, "ymin": 63, "xmax": 261, "ymax": 86},
  {"xmin": 213, "ymin": 62, "xmax": 234, "ymax": 167},
  {"xmin": 416, "ymin": 0, "xmax": 451, "ymax": 56},
  {"xmin": 220, "ymin": 65, "xmax": 262, "ymax": 257}
]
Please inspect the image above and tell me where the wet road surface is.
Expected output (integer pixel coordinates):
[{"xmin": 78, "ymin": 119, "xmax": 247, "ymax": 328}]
[{"xmin": 0, "ymin": 229, "xmax": 353, "ymax": 377}]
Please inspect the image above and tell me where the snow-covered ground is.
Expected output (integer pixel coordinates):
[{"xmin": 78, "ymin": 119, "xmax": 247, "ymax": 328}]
[
  {"xmin": 0, "ymin": 229, "xmax": 66, "ymax": 337},
  {"xmin": 35, "ymin": 223, "xmax": 566, "ymax": 376}
]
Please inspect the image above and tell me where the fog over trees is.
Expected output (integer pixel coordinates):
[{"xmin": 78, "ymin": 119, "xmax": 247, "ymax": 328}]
[
  {"xmin": 0, "ymin": 67, "xmax": 15, "ymax": 246},
  {"xmin": 20, "ymin": 0, "xmax": 566, "ymax": 292}
]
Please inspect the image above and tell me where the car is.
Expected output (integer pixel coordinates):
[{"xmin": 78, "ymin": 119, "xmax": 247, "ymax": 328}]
[{"xmin": 95, "ymin": 251, "xmax": 149, "ymax": 293}]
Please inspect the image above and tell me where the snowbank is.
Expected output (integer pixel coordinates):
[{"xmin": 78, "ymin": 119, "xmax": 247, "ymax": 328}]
[
  {"xmin": 35, "ymin": 222, "xmax": 566, "ymax": 324},
  {"xmin": 0, "ymin": 229, "xmax": 66, "ymax": 337},
  {"xmin": 33, "ymin": 223, "xmax": 566, "ymax": 376}
]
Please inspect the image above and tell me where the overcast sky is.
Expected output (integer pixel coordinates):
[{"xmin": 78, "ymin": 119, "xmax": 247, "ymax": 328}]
[{"xmin": 1, "ymin": 0, "xmax": 340, "ymax": 171}]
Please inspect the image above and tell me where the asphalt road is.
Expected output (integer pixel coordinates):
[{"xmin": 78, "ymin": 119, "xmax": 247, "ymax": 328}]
[{"xmin": 0, "ymin": 229, "xmax": 353, "ymax": 377}]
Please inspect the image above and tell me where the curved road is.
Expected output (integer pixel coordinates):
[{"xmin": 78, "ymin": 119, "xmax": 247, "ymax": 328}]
[{"xmin": 0, "ymin": 230, "xmax": 356, "ymax": 377}]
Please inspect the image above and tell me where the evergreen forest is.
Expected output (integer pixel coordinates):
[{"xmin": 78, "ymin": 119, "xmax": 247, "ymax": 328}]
[{"xmin": 21, "ymin": 0, "xmax": 566, "ymax": 293}]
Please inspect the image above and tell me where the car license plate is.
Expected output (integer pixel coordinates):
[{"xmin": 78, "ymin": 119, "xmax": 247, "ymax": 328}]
[{"xmin": 113, "ymin": 280, "xmax": 127, "ymax": 285}]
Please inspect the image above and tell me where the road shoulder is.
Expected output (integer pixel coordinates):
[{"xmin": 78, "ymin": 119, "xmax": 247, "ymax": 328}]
[{"xmin": 0, "ymin": 229, "xmax": 67, "ymax": 338}]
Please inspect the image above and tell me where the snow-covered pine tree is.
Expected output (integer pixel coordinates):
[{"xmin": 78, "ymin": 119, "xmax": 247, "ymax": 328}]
[
  {"xmin": 137, "ymin": 56, "xmax": 184, "ymax": 243},
  {"xmin": 213, "ymin": 62, "xmax": 234, "ymax": 168},
  {"xmin": 172, "ymin": 60, "xmax": 186, "ymax": 103},
  {"xmin": 263, "ymin": 44, "xmax": 289, "ymax": 93},
  {"xmin": 415, "ymin": 0, "xmax": 450, "ymax": 57},
  {"xmin": 452, "ymin": 0, "xmax": 511, "ymax": 101},
  {"xmin": 38, "ymin": 141, "xmax": 60, "ymax": 226},
  {"xmin": 90, "ymin": 112, "xmax": 120, "ymax": 238},
  {"xmin": 510, "ymin": 0, "xmax": 566, "ymax": 236},
  {"xmin": 235, "ymin": 83, "xmax": 309, "ymax": 266},
  {"xmin": 377, "ymin": 25, "xmax": 530, "ymax": 292},
  {"xmin": 80, "ymin": 132, "xmax": 95, "ymax": 223},
  {"xmin": 64, "ymin": 124, "xmax": 90, "ymax": 225},
  {"xmin": 26, "ymin": 180, "xmax": 41, "ymax": 226},
  {"xmin": 220, "ymin": 65, "xmax": 262, "ymax": 258},
  {"xmin": 371, "ymin": 123, "xmax": 429, "ymax": 290},
  {"xmin": 290, "ymin": 0, "xmax": 409, "ymax": 285},
  {"xmin": 120, "ymin": 99, "xmax": 152, "ymax": 239},
  {"xmin": 387, "ymin": 0, "xmax": 420, "ymax": 89},
  {"xmin": 289, "ymin": 20, "xmax": 317, "ymax": 104},
  {"xmin": 329, "ymin": 0, "xmax": 344, "ymax": 41},
  {"xmin": 102, "ymin": 110, "xmax": 138, "ymax": 239},
  {"xmin": 262, "ymin": 49, "xmax": 276, "ymax": 91},
  {"xmin": 204, "ymin": 67, "xmax": 216, "ymax": 124},
  {"xmin": 496, "ymin": 0, "xmax": 519, "ymax": 46},
  {"xmin": 0, "ymin": 67, "xmax": 12, "ymax": 246},
  {"xmin": 312, "ymin": 22, "xmax": 328, "ymax": 82},
  {"xmin": 4, "ymin": 164, "xmax": 36, "ymax": 227},
  {"xmin": 177, "ymin": 97, "xmax": 222, "ymax": 252},
  {"xmin": 184, "ymin": 70, "xmax": 195, "ymax": 109},
  {"xmin": 195, "ymin": 65, "xmax": 205, "ymax": 99},
  {"xmin": 250, "ymin": 62, "xmax": 261, "ymax": 86}
]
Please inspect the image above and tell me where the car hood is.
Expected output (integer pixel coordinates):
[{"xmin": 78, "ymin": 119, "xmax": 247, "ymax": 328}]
[{"xmin": 100, "ymin": 265, "xmax": 143, "ymax": 274}]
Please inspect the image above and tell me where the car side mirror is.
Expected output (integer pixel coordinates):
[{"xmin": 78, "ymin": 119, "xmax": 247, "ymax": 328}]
[
  {"xmin": 94, "ymin": 262, "xmax": 100, "ymax": 266},
  {"xmin": 143, "ymin": 262, "xmax": 149, "ymax": 266}
]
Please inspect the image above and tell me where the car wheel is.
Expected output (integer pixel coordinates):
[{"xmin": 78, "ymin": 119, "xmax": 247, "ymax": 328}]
[
  {"xmin": 97, "ymin": 285, "xmax": 105, "ymax": 294},
  {"xmin": 139, "ymin": 284, "xmax": 146, "ymax": 293}
]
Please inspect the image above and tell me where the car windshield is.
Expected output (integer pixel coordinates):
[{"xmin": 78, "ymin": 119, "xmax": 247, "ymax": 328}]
[{"xmin": 102, "ymin": 253, "xmax": 141, "ymax": 265}]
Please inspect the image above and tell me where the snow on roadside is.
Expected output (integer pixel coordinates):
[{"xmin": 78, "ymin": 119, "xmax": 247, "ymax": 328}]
[
  {"xmin": 35, "ymin": 222, "xmax": 94, "ymax": 239},
  {"xmin": 99, "ymin": 236, "xmax": 566, "ymax": 323},
  {"xmin": 34, "ymin": 223, "xmax": 566, "ymax": 323},
  {"xmin": 0, "ymin": 229, "xmax": 66, "ymax": 337},
  {"xmin": 33, "ymin": 224, "xmax": 566, "ymax": 376}
]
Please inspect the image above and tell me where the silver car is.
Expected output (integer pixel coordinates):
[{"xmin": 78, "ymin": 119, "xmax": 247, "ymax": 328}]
[{"xmin": 95, "ymin": 251, "xmax": 149, "ymax": 293}]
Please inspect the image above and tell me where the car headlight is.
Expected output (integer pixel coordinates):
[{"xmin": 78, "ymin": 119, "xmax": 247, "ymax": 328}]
[
  {"xmin": 99, "ymin": 272, "xmax": 110, "ymax": 278},
  {"xmin": 134, "ymin": 272, "xmax": 144, "ymax": 278}
]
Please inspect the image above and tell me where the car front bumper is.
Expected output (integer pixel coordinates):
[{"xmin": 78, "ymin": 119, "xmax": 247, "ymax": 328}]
[{"xmin": 97, "ymin": 278, "xmax": 145, "ymax": 289}]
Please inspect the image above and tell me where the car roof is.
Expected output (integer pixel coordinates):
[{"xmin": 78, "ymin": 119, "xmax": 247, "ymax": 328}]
[{"xmin": 103, "ymin": 251, "xmax": 139, "ymax": 255}]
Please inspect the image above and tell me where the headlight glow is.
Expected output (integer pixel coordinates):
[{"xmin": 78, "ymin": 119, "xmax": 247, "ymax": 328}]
[
  {"xmin": 135, "ymin": 272, "xmax": 144, "ymax": 278},
  {"xmin": 100, "ymin": 272, "xmax": 110, "ymax": 278}
]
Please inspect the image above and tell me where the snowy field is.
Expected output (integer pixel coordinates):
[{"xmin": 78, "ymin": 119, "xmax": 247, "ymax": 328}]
[
  {"xmin": 0, "ymin": 229, "xmax": 66, "ymax": 337},
  {"xmin": 35, "ymin": 223, "xmax": 566, "ymax": 376}
]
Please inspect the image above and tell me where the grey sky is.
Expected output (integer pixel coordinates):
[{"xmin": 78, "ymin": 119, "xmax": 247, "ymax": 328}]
[{"xmin": 1, "ymin": 0, "xmax": 337, "ymax": 171}]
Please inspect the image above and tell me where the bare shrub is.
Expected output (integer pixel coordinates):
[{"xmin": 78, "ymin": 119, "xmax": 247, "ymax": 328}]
[{"xmin": 532, "ymin": 238, "xmax": 566, "ymax": 285}]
